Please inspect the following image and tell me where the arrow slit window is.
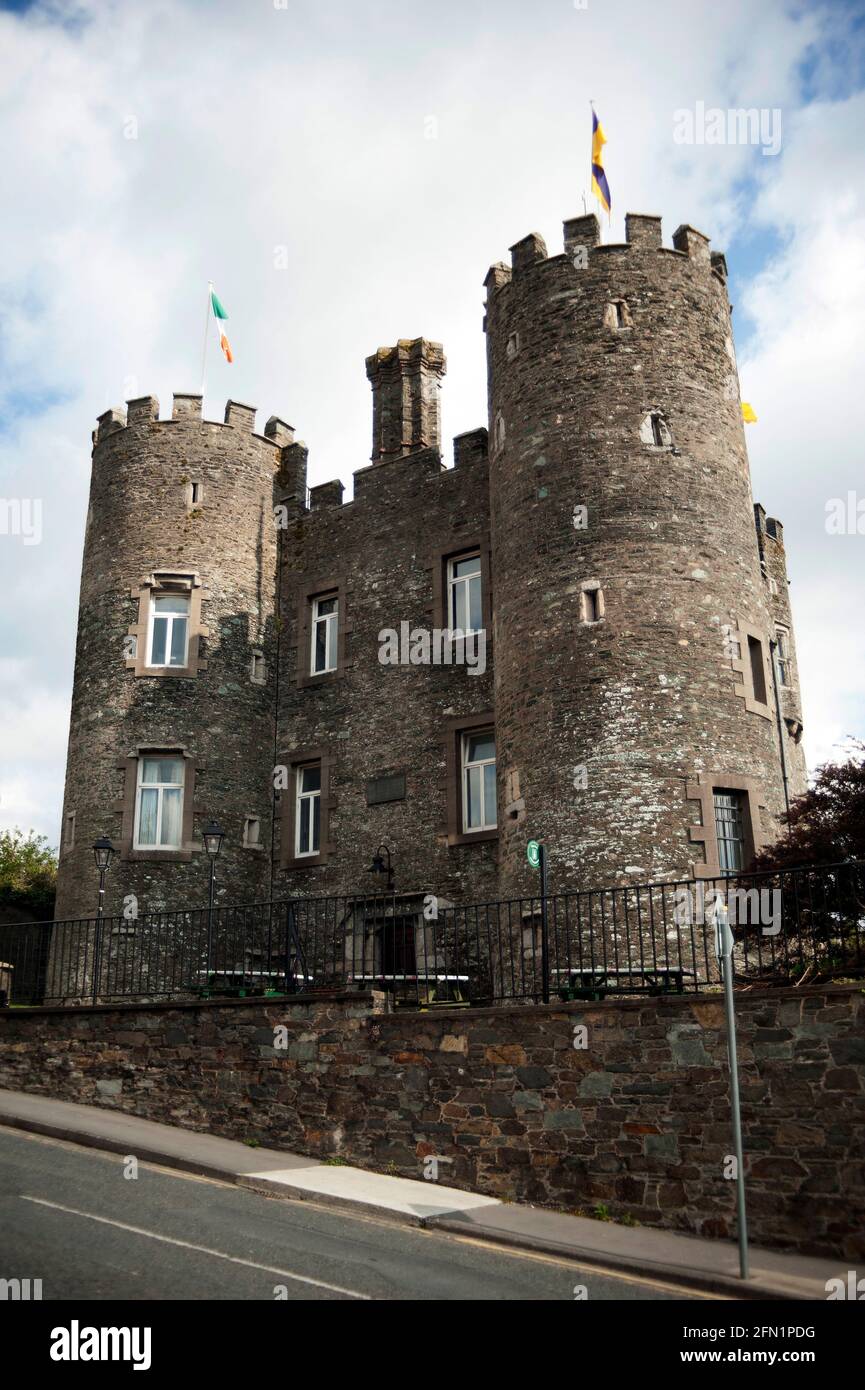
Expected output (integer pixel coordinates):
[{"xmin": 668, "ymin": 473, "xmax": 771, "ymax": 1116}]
[{"xmin": 775, "ymin": 627, "xmax": 791, "ymax": 687}]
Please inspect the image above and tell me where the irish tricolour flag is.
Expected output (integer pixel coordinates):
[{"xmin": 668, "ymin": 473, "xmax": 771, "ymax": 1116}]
[{"xmin": 210, "ymin": 286, "xmax": 233, "ymax": 363}]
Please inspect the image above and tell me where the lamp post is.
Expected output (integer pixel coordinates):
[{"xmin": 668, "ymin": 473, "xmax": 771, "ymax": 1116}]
[
  {"xmin": 367, "ymin": 843, "xmax": 395, "ymax": 893},
  {"xmin": 715, "ymin": 900, "xmax": 749, "ymax": 1281},
  {"xmin": 92, "ymin": 837, "xmax": 114, "ymax": 1005},
  {"xmin": 202, "ymin": 820, "xmax": 225, "ymax": 985}
]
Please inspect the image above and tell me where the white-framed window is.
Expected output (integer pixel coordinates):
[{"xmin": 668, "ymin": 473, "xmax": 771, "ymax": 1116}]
[
  {"xmin": 295, "ymin": 764, "xmax": 321, "ymax": 856},
  {"xmin": 775, "ymin": 626, "xmax": 791, "ymax": 687},
  {"xmin": 134, "ymin": 756, "xmax": 184, "ymax": 849},
  {"xmin": 147, "ymin": 592, "xmax": 190, "ymax": 668},
  {"xmin": 713, "ymin": 790, "xmax": 747, "ymax": 875},
  {"xmin": 462, "ymin": 730, "xmax": 496, "ymax": 832},
  {"xmin": 251, "ymin": 650, "xmax": 265, "ymax": 684},
  {"xmin": 310, "ymin": 595, "xmax": 338, "ymax": 674},
  {"xmin": 243, "ymin": 816, "xmax": 261, "ymax": 848},
  {"xmin": 448, "ymin": 553, "xmax": 482, "ymax": 633}
]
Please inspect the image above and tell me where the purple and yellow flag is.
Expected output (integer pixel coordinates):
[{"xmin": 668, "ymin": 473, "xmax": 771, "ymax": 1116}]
[{"xmin": 591, "ymin": 108, "xmax": 611, "ymax": 215}]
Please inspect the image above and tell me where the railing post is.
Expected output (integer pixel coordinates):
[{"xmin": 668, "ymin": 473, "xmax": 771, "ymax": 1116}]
[
  {"xmin": 92, "ymin": 868, "xmax": 106, "ymax": 1005},
  {"xmin": 540, "ymin": 843, "xmax": 550, "ymax": 1004}
]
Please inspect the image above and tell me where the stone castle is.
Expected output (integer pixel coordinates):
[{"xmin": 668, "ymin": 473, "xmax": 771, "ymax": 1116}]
[{"xmin": 55, "ymin": 210, "xmax": 807, "ymax": 921}]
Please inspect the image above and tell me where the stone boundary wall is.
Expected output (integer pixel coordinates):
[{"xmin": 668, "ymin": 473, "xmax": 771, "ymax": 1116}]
[{"xmin": 0, "ymin": 985, "xmax": 862, "ymax": 1259}]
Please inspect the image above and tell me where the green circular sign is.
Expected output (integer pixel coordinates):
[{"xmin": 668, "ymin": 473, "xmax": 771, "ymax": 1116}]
[{"xmin": 527, "ymin": 839, "xmax": 541, "ymax": 869}]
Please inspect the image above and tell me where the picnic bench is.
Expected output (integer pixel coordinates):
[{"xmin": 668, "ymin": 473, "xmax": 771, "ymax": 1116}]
[
  {"xmin": 195, "ymin": 968, "xmax": 313, "ymax": 999},
  {"xmin": 348, "ymin": 972, "xmax": 469, "ymax": 1005},
  {"xmin": 553, "ymin": 965, "xmax": 693, "ymax": 1001}
]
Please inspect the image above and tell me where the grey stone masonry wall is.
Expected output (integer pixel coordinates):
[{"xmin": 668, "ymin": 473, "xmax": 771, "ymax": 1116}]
[
  {"xmin": 485, "ymin": 213, "xmax": 794, "ymax": 895},
  {"xmin": 273, "ymin": 428, "xmax": 498, "ymax": 903},
  {"xmin": 1, "ymin": 984, "xmax": 861, "ymax": 1259},
  {"xmin": 755, "ymin": 505, "xmax": 808, "ymax": 797},
  {"xmin": 53, "ymin": 208, "xmax": 809, "ymax": 920},
  {"xmin": 55, "ymin": 397, "xmax": 288, "ymax": 920}
]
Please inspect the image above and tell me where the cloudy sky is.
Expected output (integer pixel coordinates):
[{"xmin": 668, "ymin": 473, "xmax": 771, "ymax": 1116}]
[{"xmin": 1, "ymin": 0, "xmax": 863, "ymax": 847}]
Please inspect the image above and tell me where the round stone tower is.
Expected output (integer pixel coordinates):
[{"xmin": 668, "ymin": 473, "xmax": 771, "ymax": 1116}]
[
  {"xmin": 54, "ymin": 393, "xmax": 297, "ymax": 920},
  {"xmin": 485, "ymin": 212, "xmax": 803, "ymax": 895}
]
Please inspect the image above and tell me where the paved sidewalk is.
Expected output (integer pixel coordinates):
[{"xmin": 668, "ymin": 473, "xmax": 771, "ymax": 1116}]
[{"xmin": 0, "ymin": 1087, "xmax": 844, "ymax": 1300}]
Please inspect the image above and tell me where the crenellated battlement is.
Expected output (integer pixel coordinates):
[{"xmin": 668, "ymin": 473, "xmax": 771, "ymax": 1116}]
[
  {"xmin": 484, "ymin": 212, "xmax": 727, "ymax": 303},
  {"xmin": 92, "ymin": 393, "xmax": 296, "ymax": 451},
  {"xmin": 58, "ymin": 199, "xmax": 807, "ymax": 925}
]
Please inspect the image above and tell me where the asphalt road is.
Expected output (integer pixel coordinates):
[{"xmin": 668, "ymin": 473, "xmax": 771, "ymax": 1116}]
[{"xmin": 0, "ymin": 1126, "xmax": 703, "ymax": 1301}]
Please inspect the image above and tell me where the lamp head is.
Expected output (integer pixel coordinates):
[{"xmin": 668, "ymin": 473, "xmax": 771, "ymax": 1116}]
[
  {"xmin": 92, "ymin": 837, "xmax": 114, "ymax": 871},
  {"xmin": 202, "ymin": 821, "xmax": 225, "ymax": 858}
]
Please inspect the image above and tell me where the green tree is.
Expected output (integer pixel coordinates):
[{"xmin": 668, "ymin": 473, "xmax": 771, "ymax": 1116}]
[{"xmin": 0, "ymin": 828, "xmax": 58, "ymax": 920}]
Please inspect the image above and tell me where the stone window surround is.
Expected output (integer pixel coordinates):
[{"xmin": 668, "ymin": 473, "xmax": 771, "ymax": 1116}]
[
  {"xmin": 114, "ymin": 746, "xmax": 199, "ymax": 863},
  {"xmin": 279, "ymin": 747, "xmax": 336, "ymax": 869},
  {"xmin": 579, "ymin": 579, "xmax": 606, "ymax": 626},
  {"xmin": 730, "ymin": 619, "xmax": 773, "ymax": 721},
  {"xmin": 640, "ymin": 408, "xmax": 673, "ymax": 450},
  {"xmin": 294, "ymin": 575, "xmax": 352, "ymax": 687},
  {"xmin": 185, "ymin": 480, "xmax": 204, "ymax": 512},
  {"xmin": 604, "ymin": 298, "xmax": 632, "ymax": 330},
  {"xmin": 443, "ymin": 711, "xmax": 498, "ymax": 847},
  {"xmin": 773, "ymin": 624, "xmax": 793, "ymax": 690},
  {"xmin": 62, "ymin": 809, "xmax": 76, "ymax": 855},
  {"xmin": 250, "ymin": 649, "xmax": 266, "ymax": 685},
  {"xmin": 686, "ymin": 772, "xmax": 767, "ymax": 880},
  {"xmin": 429, "ymin": 534, "xmax": 493, "ymax": 642},
  {"xmin": 126, "ymin": 571, "xmax": 209, "ymax": 679},
  {"xmin": 242, "ymin": 815, "xmax": 264, "ymax": 852}
]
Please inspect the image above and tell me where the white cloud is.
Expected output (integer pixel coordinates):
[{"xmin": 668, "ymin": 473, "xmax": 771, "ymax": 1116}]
[{"xmin": 0, "ymin": 0, "xmax": 861, "ymax": 844}]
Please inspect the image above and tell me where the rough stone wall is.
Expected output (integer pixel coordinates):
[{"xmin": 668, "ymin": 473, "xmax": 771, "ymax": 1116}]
[
  {"xmin": 54, "ymin": 396, "xmax": 287, "ymax": 921},
  {"xmin": 53, "ymin": 207, "xmax": 810, "ymax": 923},
  {"xmin": 273, "ymin": 437, "xmax": 498, "ymax": 903},
  {"xmin": 756, "ymin": 508, "xmax": 808, "ymax": 801},
  {"xmin": 1, "ymin": 984, "xmax": 861, "ymax": 1259},
  {"xmin": 485, "ymin": 214, "xmax": 792, "ymax": 895}
]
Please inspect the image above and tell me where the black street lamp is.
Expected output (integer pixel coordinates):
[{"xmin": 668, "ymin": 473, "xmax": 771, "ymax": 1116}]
[
  {"xmin": 368, "ymin": 843, "xmax": 395, "ymax": 893},
  {"xmin": 203, "ymin": 820, "xmax": 225, "ymax": 982},
  {"xmin": 91, "ymin": 837, "xmax": 114, "ymax": 1004}
]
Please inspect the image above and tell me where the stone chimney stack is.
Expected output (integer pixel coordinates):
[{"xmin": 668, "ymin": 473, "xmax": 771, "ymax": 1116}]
[{"xmin": 365, "ymin": 337, "xmax": 446, "ymax": 463}]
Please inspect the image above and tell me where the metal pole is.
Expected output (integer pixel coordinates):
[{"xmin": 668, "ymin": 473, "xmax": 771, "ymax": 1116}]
[
  {"xmin": 718, "ymin": 906, "xmax": 749, "ymax": 1279},
  {"xmin": 206, "ymin": 857, "xmax": 216, "ymax": 985},
  {"xmin": 769, "ymin": 638, "xmax": 791, "ymax": 820},
  {"xmin": 92, "ymin": 867, "xmax": 106, "ymax": 1006},
  {"xmin": 539, "ymin": 843, "xmax": 550, "ymax": 1004},
  {"xmin": 200, "ymin": 281, "xmax": 212, "ymax": 399}
]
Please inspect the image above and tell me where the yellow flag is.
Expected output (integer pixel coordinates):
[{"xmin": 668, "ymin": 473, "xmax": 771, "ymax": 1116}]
[{"xmin": 741, "ymin": 402, "xmax": 757, "ymax": 424}]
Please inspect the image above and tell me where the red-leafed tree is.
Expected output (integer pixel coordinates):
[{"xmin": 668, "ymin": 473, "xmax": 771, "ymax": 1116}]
[{"xmin": 754, "ymin": 741, "xmax": 865, "ymax": 870}]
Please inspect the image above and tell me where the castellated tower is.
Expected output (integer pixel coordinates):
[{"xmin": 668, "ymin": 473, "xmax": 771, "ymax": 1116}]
[
  {"xmin": 54, "ymin": 394, "xmax": 294, "ymax": 920},
  {"xmin": 53, "ymin": 209, "xmax": 808, "ymax": 930},
  {"xmin": 484, "ymin": 212, "xmax": 806, "ymax": 896}
]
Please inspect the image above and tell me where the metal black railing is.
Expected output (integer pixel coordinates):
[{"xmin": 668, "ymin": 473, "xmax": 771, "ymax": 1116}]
[{"xmin": 0, "ymin": 861, "xmax": 862, "ymax": 1008}]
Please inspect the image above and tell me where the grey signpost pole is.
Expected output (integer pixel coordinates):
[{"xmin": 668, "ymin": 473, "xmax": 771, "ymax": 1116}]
[
  {"xmin": 527, "ymin": 839, "xmax": 550, "ymax": 1004},
  {"xmin": 539, "ymin": 842, "xmax": 550, "ymax": 1004},
  {"xmin": 716, "ymin": 902, "xmax": 749, "ymax": 1280}
]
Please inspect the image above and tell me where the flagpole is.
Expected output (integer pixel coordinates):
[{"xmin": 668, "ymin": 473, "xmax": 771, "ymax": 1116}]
[{"xmin": 200, "ymin": 281, "xmax": 212, "ymax": 400}]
